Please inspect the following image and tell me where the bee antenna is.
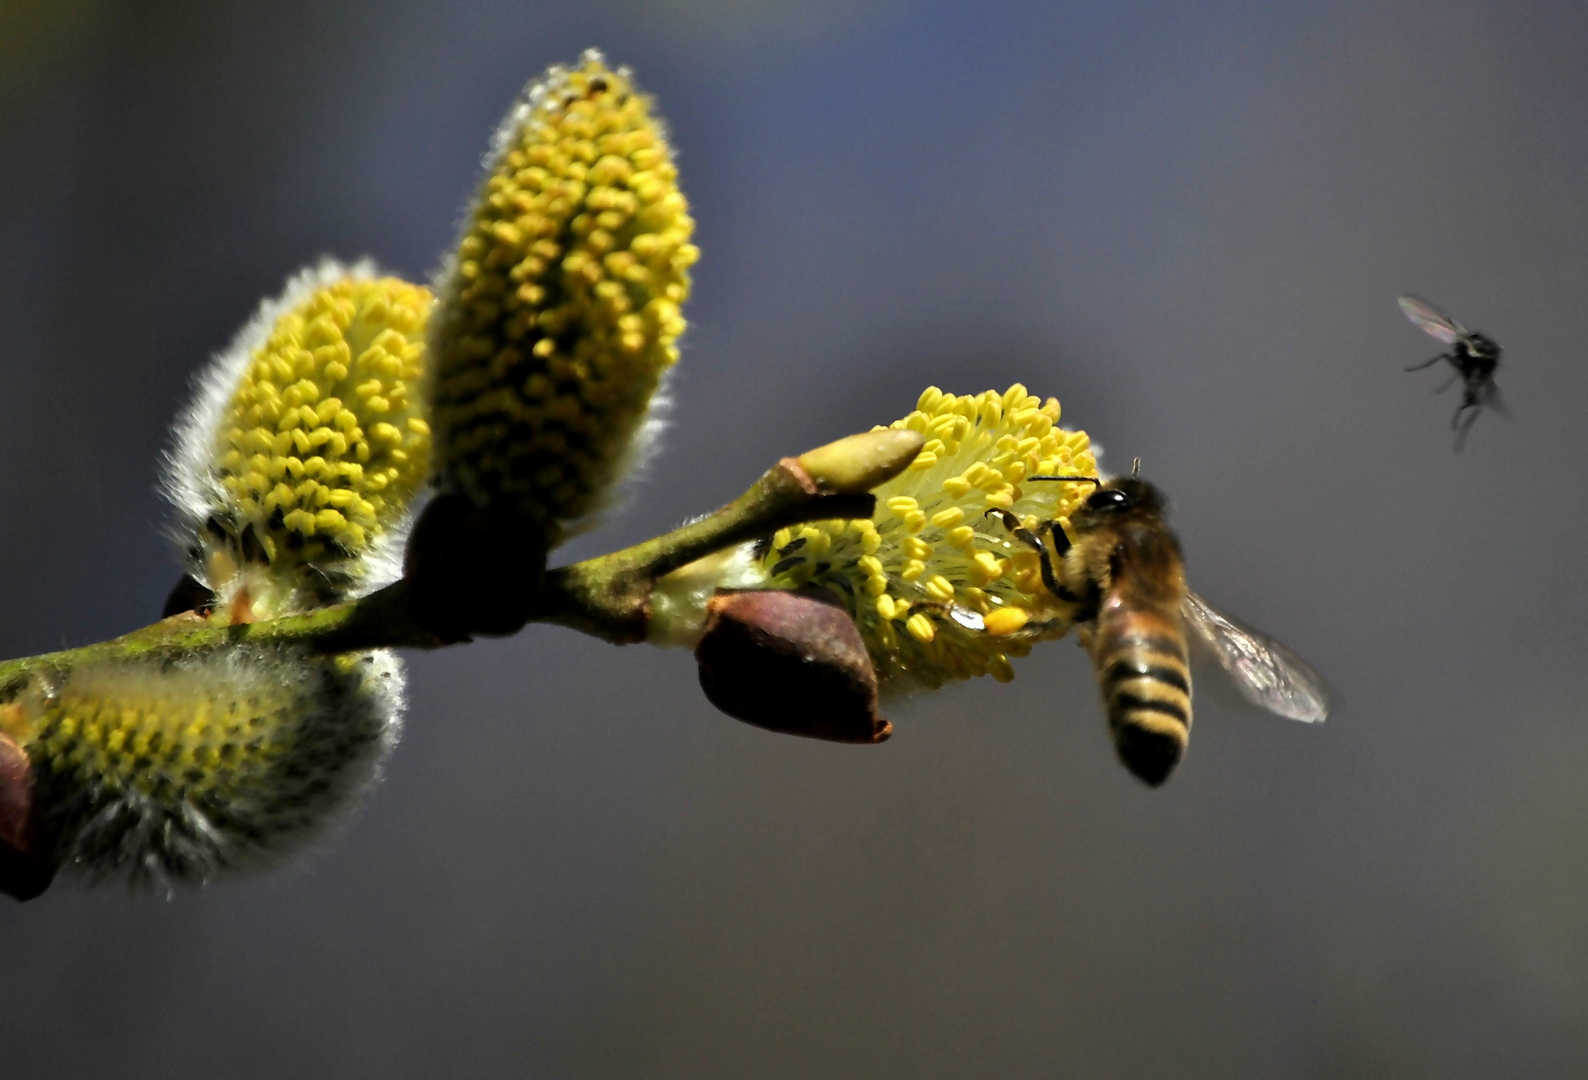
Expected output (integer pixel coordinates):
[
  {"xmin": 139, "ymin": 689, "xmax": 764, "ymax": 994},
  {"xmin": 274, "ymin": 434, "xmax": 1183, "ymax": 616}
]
[
  {"xmin": 1131, "ymin": 457, "xmax": 1142, "ymax": 478},
  {"xmin": 1027, "ymin": 475, "xmax": 1101, "ymax": 489}
]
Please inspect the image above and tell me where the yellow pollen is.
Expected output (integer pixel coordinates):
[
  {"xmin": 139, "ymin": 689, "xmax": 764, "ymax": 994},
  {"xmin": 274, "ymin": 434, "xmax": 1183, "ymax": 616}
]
[{"xmin": 983, "ymin": 607, "xmax": 1031, "ymax": 636}]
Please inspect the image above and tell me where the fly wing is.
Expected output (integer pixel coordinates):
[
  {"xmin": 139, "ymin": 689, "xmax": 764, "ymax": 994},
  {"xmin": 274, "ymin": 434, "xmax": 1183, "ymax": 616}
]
[
  {"xmin": 1182, "ymin": 591, "xmax": 1330, "ymax": 722},
  {"xmin": 1398, "ymin": 295, "xmax": 1463, "ymax": 345}
]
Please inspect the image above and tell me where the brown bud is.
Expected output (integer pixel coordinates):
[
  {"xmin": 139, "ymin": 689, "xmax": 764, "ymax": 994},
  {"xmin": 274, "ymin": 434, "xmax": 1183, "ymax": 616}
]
[
  {"xmin": 0, "ymin": 732, "xmax": 54, "ymax": 902},
  {"xmin": 404, "ymin": 493, "xmax": 549, "ymax": 642},
  {"xmin": 695, "ymin": 589, "xmax": 891, "ymax": 744}
]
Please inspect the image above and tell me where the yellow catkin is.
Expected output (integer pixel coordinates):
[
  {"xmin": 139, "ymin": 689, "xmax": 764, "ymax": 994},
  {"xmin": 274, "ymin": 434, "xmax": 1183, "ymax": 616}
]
[
  {"xmin": 170, "ymin": 265, "xmax": 433, "ymax": 617},
  {"xmin": 759, "ymin": 385, "xmax": 1097, "ymax": 690},
  {"xmin": 427, "ymin": 50, "xmax": 696, "ymax": 545},
  {"xmin": 11, "ymin": 645, "xmax": 403, "ymax": 888}
]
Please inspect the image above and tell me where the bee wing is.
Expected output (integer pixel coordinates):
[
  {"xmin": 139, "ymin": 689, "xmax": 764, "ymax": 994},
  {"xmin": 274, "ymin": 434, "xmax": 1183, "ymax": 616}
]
[
  {"xmin": 1181, "ymin": 590, "xmax": 1330, "ymax": 722},
  {"xmin": 1397, "ymin": 295, "xmax": 1464, "ymax": 345}
]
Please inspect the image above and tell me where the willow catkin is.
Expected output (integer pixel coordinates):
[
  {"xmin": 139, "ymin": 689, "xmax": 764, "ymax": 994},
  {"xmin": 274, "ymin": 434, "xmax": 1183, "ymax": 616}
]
[
  {"xmin": 165, "ymin": 259, "xmax": 432, "ymax": 620},
  {"xmin": 426, "ymin": 50, "xmax": 697, "ymax": 547},
  {"xmin": 1, "ymin": 645, "xmax": 404, "ymax": 888}
]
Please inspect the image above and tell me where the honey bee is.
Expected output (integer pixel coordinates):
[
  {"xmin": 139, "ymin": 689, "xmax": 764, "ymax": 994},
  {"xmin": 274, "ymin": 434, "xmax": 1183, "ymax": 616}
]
[
  {"xmin": 1398, "ymin": 295, "xmax": 1505, "ymax": 449},
  {"xmin": 988, "ymin": 462, "xmax": 1329, "ymax": 785}
]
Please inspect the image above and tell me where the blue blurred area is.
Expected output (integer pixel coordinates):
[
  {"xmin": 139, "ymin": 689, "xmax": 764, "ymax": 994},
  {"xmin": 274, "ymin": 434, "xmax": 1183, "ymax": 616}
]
[{"xmin": 4, "ymin": 1, "xmax": 1588, "ymax": 1076}]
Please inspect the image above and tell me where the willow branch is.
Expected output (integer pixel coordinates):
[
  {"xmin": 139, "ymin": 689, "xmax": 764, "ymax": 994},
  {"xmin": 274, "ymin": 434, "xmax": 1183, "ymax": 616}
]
[{"xmin": 0, "ymin": 430, "xmax": 922, "ymax": 691}]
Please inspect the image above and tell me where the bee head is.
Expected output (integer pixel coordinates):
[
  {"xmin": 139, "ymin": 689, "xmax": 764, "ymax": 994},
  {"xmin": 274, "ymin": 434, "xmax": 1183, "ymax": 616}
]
[
  {"xmin": 1089, "ymin": 476, "xmax": 1166, "ymax": 515},
  {"xmin": 1029, "ymin": 459, "xmax": 1169, "ymax": 525},
  {"xmin": 1058, "ymin": 473, "xmax": 1169, "ymax": 539}
]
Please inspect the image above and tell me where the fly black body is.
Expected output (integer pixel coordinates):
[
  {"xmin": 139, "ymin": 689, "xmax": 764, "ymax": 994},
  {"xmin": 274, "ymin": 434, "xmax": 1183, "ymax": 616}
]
[{"xmin": 1398, "ymin": 295, "xmax": 1504, "ymax": 449}]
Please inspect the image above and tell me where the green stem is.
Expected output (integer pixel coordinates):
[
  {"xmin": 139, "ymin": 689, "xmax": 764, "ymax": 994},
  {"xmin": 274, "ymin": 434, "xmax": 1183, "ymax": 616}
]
[{"xmin": 533, "ymin": 460, "xmax": 874, "ymax": 643}]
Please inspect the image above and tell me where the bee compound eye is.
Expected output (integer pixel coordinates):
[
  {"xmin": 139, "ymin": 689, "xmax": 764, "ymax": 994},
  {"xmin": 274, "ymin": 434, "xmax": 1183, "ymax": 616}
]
[{"xmin": 1087, "ymin": 489, "xmax": 1131, "ymax": 511}]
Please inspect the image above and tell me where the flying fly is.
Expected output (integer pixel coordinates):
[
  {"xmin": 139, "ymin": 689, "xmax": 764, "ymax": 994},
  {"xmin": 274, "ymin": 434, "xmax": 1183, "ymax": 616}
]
[{"xmin": 1398, "ymin": 295, "xmax": 1504, "ymax": 449}]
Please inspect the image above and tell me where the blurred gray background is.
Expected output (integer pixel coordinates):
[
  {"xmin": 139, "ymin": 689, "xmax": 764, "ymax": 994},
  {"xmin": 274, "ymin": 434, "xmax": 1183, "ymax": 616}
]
[{"xmin": 3, "ymin": 1, "xmax": 1587, "ymax": 1076}]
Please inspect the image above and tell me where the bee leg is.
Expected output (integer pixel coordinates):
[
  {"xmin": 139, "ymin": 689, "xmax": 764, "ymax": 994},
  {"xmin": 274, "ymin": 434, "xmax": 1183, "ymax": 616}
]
[
  {"xmin": 1405, "ymin": 351, "xmax": 1452, "ymax": 373},
  {"xmin": 1043, "ymin": 519, "xmax": 1072, "ymax": 556},
  {"xmin": 1432, "ymin": 369, "xmax": 1461, "ymax": 395},
  {"xmin": 983, "ymin": 508, "xmax": 1045, "ymax": 552},
  {"xmin": 983, "ymin": 509, "xmax": 1079, "ymax": 603}
]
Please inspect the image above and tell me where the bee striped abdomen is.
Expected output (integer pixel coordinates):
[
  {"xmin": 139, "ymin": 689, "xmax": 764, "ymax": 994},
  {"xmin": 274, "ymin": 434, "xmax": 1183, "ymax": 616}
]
[{"xmin": 1091, "ymin": 603, "xmax": 1192, "ymax": 787}]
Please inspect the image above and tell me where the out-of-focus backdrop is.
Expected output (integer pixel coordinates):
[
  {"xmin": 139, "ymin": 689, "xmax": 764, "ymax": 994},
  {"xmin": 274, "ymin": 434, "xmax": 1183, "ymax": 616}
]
[{"xmin": 3, "ymin": 1, "xmax": 1587, "ymax": 1076}]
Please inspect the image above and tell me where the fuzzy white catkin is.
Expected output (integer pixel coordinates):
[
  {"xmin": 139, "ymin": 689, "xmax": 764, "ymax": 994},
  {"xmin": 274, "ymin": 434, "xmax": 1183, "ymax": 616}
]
[
  {"xmin": 163, "ymin": 258, "xmax": 434, "ymax": 620},
  {"xmin": 19, "ymin": 644, "xmax": 404, "ymax": 889}
]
